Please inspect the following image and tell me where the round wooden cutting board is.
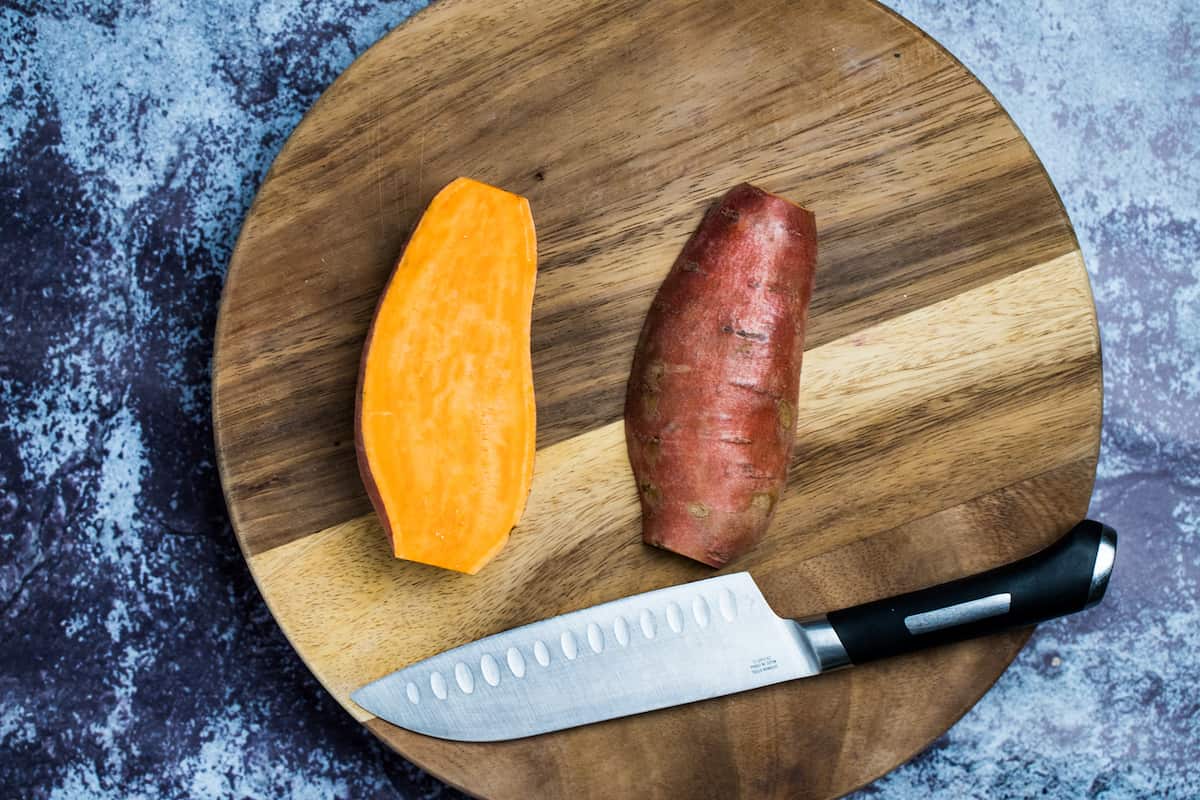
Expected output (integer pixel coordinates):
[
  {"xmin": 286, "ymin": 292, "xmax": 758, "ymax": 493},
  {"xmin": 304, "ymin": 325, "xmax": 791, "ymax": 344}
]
[{"xmin": 212, "ymin": 0, "xmax": 1102, "ymax": 797}]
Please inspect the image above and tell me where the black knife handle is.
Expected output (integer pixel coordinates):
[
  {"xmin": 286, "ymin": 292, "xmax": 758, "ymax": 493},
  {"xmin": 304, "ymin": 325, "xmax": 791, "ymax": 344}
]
[{"xmin": 807, "ymin": 520, "xmax": 1116, "ymax": 667}]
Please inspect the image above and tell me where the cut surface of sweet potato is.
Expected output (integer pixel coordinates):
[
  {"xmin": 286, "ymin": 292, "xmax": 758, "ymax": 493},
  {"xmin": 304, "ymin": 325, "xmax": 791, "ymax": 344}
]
[{"xmin": 356, "ymin": 177, "xmax": 537, "ymax": 574}]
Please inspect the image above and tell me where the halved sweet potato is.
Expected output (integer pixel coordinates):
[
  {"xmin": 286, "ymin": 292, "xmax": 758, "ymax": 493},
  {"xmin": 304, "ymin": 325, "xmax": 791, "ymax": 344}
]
[{"xmin": 356, "ymin": 177, "xmax": 537, "ymax": 574}]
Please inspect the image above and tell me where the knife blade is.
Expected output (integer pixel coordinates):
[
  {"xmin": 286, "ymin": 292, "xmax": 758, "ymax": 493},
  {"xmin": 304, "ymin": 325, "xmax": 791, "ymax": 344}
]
[{"xmin": 352, "ymin": 519, "xmax": 1116, "ymax": 741}]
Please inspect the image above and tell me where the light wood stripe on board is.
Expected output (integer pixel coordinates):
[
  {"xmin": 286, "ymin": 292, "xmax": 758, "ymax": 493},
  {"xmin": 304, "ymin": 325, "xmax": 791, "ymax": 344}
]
[{"xmin": 247, "ymin": 251, "xmax": 1099, "ymax": 724}]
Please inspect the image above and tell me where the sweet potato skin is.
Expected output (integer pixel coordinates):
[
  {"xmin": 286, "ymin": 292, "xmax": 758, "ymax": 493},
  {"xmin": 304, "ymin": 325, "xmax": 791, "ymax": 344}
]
[{"xmin": 624, "ymin": 184, "xmax": 817, "ymax": 567}]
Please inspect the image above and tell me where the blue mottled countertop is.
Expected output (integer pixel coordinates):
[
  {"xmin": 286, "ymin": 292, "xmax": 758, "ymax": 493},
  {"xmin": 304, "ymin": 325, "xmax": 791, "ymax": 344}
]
[{"xmin": 1, "ymin": 1, "xmax": 1196, "ymax": 797}]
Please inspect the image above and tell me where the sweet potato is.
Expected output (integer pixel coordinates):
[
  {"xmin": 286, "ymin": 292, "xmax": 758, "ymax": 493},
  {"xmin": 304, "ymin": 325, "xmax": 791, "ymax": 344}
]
[
  {"xmin": 356, "ymin": 177, "xmax": 537, "ymax": 574},
  {"xmin": 624, "ymin": 184, "xmax": 817, "ymax": 567}
]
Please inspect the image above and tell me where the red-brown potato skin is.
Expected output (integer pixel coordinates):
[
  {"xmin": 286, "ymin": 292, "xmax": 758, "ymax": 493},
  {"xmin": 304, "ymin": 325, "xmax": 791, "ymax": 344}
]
[{"xmin": 624, "ymin": 184, "xmax": 817, "ymax": 567}]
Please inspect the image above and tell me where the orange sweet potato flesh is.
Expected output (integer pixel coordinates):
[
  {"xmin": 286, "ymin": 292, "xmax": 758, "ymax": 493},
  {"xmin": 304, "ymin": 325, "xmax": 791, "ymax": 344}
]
[
  {"xmin": 625, "ymin": 184, "xmax": 817, "ymax": 568},
  {"xmin": 356, "ymin": 177, "xmax": 537, "ymax": 574}
]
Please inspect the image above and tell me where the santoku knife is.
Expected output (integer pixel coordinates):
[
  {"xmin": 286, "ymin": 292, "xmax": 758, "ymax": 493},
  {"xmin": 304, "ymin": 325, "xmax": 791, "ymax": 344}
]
[{"xmin": 352, "ymin": 519, "xmax": 1116, "ymax": 741}]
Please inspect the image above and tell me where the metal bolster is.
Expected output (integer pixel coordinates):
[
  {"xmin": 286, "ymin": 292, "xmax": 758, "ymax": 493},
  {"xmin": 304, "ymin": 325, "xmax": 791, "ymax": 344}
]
[{"xmin": 795, "ymin": 616, "xmax": 851, "ymax": 671}]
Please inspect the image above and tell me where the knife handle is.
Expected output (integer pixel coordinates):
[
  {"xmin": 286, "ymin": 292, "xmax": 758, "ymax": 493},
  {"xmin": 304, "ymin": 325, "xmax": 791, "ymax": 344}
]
[{"xmin": 805, "ymin": 520, "xmax": 1117, "ymax": 667}]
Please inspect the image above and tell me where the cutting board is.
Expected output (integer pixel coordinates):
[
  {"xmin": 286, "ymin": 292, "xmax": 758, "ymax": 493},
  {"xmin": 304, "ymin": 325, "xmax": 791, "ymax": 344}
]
[{"xmin": 212, "ymin": 0, "xmax": 1102, "ymax": 796}]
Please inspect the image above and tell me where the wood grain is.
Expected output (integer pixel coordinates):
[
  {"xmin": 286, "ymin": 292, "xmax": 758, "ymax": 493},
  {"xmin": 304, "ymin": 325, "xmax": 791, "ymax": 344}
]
[{"xmin": 212, "ymin": 0, "xmax": 1102, "ymax": 797}]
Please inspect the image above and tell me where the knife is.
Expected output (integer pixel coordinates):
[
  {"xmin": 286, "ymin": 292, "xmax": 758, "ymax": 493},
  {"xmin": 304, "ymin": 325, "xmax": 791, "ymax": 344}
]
[{"xmin": 352, "ymin": 519, "xmax": 1116, "ymax": 741}]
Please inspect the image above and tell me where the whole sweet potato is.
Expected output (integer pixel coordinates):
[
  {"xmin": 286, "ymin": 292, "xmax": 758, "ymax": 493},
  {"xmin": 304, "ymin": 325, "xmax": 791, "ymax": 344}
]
[{"xmin": 624, "ymin": 184, "xmax": 817, "ymax": 567}]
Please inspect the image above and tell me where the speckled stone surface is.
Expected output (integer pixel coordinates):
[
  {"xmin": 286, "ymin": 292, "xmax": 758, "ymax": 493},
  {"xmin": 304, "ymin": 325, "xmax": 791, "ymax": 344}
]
[{"xmin": 1, "ymin": 1, "xmax": 1196, "ymax": 797}]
